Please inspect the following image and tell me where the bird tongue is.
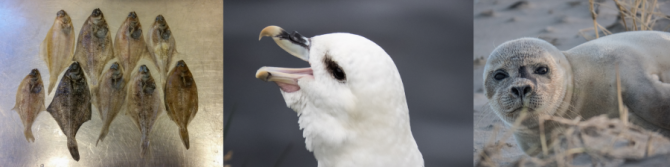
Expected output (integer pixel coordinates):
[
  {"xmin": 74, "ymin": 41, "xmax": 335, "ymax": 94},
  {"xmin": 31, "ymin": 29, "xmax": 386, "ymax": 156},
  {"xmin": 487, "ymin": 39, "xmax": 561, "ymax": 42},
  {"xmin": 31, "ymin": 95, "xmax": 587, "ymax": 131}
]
[
  {"xmin": 256, "ymin": 67, "xmax": 313, "ymax": 93},
  {"xmin": 276, "ymin": 82, "xmax": 301, "ymax": 93}
]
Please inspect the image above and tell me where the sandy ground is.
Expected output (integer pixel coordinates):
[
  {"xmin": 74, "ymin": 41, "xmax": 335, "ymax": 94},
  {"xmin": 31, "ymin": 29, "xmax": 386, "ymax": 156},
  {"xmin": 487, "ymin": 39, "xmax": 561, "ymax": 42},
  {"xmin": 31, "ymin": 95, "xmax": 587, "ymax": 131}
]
[{"xmin": 473, "ymin": 0, "xmax": 670, "ymax": 165}]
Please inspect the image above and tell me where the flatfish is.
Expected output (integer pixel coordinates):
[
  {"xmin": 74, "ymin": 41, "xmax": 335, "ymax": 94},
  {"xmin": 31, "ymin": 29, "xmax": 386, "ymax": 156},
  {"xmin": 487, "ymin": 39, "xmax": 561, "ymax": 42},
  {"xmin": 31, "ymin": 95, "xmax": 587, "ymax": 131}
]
[
  {"xmin": 41, "ymin": 10, "xmax": 75, "ymax": 94},
  {"xmin": 94, "ymin": 62, "xmax": 126, "ymax": 145},
  {"xmin": 47, "ymin": 62, "xmax": 91, "ymax": 161},
  {"xmin": 126, "ymin": 65, "xmax": 162, "ymax": 157},
  {"xmin": 12, "ymin": 69, "xmax": 46, "ymax": 143},
  {"xmin": 164, "ymin": 60, "xmax": 198, "ymax": 149},
  {"xmin": 147, "ymin": 15, "xmax": 177, "ymax": 82},
  {"xmin": 73, "ymin": 8, "xmax": 113, "ymax": 87},
  {"xmin": 114, "ymin": 12, "xmax": 157, "ymax": 81}
]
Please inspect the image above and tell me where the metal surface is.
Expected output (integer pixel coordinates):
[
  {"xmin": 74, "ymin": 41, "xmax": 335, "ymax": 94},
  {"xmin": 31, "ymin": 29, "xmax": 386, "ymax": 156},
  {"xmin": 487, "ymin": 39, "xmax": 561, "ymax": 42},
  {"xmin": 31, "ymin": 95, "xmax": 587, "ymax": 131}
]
[{"xmin": 0, "ymin": 0, "xmax": 223, "ymax": 166}]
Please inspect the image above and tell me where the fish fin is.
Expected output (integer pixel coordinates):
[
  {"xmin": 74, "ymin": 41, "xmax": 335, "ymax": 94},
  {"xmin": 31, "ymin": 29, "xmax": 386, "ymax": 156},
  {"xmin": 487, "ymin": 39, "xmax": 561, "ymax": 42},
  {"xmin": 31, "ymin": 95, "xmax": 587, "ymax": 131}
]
[
  {"xmin": 179, "ymin": 127, "xmax": 190, "ymax": 149},
  {"xmin": 140, "ymin": 135, "xmax": 150, "ymax": 158},
  {"xmin": 96, "ymin": 117, "xmax": 113, "ymax": 146},
  {"xmin": 67, "ymin": 138, "xmax": 80, "ymax": 161},
  {"xmin": 24, "ymin": 128, "xmax": 35, "ymax": 143}
]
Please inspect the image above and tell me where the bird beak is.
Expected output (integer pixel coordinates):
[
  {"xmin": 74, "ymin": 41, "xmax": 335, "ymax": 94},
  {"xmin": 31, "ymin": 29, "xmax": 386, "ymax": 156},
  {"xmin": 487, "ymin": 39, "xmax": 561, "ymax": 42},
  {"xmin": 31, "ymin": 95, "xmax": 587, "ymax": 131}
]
[
  {"xmin": 256, "ymin": 67, "xmax": 313, "ymax": 93},
  {"xmin": 259, "ymin": 26, "xmax": 310, "ymax": 61}
]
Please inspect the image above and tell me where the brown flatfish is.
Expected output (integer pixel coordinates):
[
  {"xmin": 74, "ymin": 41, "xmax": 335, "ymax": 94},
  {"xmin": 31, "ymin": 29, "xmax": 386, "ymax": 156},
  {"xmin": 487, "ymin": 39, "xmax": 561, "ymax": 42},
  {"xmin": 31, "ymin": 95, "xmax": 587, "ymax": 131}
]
[
  {"xmin": 126, "ymin": 65, "xmax": 162, "ymax": 157},
  {"xmin": 114, "ymin": 11, "xmax": 158, "ymax": 81},
  {"xmin": 147, "ymin": 15, "xmax": 177, "ymax": 83},
  {"xmin": 41, "ymin": 10, "xmax": 75, "ymax": 94},
  {"xmin": 164, "ymin": 60, "xmax": 198, "ymax": 149},
  {"xmin": 12, "ymin": 69, "xmax": 46, "ymax": 143},
  {"xmin": 47, "ymin": 62, "xmax": 92, "ymax": 161},
  {"xmin": 94, "ymin": 62, "xmax": 126, "ymax": 146},
  {"xmin": 73, "ymin": 8, "xmax": 113, "ymax": 87}
]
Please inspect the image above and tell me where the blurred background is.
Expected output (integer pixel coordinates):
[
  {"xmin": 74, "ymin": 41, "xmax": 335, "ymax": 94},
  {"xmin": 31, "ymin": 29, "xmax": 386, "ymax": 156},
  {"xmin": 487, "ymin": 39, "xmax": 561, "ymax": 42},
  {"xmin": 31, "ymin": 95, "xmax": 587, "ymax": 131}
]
[
  {"xmin": 0, "ymin": 0, "xmax": 222, "ymax": 166},
  {"xmin": 224, "ymin": 0, "xmax": 472, "ymax": 166}
]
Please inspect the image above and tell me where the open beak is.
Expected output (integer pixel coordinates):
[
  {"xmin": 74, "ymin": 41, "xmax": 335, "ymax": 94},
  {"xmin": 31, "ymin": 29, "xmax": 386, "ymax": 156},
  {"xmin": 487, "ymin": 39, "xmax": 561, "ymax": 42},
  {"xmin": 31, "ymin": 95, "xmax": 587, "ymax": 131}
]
[
  {"xmin": 259, "ymin": 25, "xmax": 310, "ymax": 61},
  {"xmin": 256, "ymin": 67, "xmax": 312, "ymax": 93},
  {"xmin": 257, "ymin": 26, "xmax": 313, "ymax": 93}
]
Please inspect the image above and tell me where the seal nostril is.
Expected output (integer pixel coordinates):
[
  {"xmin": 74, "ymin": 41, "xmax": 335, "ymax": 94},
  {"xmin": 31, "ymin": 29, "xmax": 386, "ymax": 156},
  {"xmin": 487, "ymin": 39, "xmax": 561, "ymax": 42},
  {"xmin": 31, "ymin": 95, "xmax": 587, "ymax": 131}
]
[{"xmin": 523, "ymin": 86, "xmax": 532, "ymax": 96}]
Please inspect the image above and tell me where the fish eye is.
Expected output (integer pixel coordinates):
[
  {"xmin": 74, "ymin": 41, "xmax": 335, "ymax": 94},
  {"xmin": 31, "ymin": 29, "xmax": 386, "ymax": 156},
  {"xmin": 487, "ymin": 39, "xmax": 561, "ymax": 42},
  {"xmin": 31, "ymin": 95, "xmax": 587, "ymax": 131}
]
[
  {"xmin": 324, "ymin": 56, "xmax": 346, "ymax": 81},
  {"xmin": 535, "ymin": 67, "xmax": 549, "ymax": 75},
  {"xmin": 493, "ymin": 72, "xmax": 507, "ymax": 80}
]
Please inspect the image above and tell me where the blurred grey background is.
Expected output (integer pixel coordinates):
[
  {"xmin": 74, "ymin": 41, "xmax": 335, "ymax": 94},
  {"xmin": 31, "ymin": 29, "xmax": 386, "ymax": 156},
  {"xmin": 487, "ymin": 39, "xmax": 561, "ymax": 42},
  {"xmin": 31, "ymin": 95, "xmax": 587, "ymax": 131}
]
[{"xmin": 224, "ymin": 0, "xmax": 472, "ymax": 166}]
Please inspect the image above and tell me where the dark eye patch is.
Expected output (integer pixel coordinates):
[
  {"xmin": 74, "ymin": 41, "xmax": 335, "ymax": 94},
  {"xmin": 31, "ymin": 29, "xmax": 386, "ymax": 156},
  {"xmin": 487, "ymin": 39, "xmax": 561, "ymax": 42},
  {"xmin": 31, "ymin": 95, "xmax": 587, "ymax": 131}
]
[
  {"xmin": 324, "ymin": 56, "xmax": 346, "ymax": 81},
  {"xmin": 493, "ymin": 70, "xmax": 507, "ymax": 81},
  {"xmin": 534, "ymin": 67, "xmax": 549, "ymax": 75}
]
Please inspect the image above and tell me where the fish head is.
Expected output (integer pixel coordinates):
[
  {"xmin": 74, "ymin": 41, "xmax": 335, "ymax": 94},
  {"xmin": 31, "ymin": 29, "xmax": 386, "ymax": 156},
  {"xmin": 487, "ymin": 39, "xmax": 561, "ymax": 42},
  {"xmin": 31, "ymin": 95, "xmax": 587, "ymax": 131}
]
[
  {"xmin": 67, "ymin": 62, "xmax": 84, "ymax": 81},
  {"xmin": 110, "ymin": 62, "xmax": 123, "ymax": 80},
  {"xmin": 153, "ymin": 15, "xmax": 172, "ymax": 41},
  {"xmin": 125, "ymin": 11, "xmax": 143, "ymax": 40},
  {"xmin": 56, "ymin": 10, "xmax": 72, "ymax": 29}
]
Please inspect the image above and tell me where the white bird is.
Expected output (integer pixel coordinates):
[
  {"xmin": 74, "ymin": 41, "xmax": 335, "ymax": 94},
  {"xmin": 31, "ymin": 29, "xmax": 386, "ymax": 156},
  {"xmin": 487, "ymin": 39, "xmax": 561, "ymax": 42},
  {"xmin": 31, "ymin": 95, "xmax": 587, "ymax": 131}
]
[{"xmin": 256, "ymin": 26, "xmax": 424, "ymax": 167}]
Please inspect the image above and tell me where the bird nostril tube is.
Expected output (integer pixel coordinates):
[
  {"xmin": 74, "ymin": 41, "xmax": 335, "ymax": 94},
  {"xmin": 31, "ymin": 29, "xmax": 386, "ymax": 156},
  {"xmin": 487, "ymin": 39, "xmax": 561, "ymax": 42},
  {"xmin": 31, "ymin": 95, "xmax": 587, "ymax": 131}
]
[{"xmin": 511, "ymin": 85, "xmax": 532, "ymax": 98}]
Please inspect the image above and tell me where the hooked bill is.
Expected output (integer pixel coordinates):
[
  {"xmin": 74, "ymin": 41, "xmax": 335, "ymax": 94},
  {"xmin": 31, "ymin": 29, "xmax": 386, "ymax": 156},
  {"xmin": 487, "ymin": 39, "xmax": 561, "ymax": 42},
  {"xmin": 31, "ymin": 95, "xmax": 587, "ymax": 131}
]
[
  {"xmin": 12, "ymin": 69, "xmax": 46, "ymax": 143},
  {"xmin": 73, "ymin": 8, "xmax": 114, "ymax": 87},
  {"xmin": 114, "ymin": 11, "xmax": 158, "ymax": 81},
  {"xmin": 126, "ymin": 65, "xmax": 162, "ymax": 157},
  {"xmin": 94, "ymin": 62, "xmax": 126, "ymax": 146},
  {"xmin": 164, "ymin": 60, "xmax": 198, "ymax": 149},
  {"xmin": 41, "ymin": 10, "xmax": 75, "ymax": 94},
  {"xmin": 147, "ymin": 15, "xmax": 177, "ymax": 82},
  {"xmin": 46, "ymin": 62, "xmax": 92, "ymax": 161}
]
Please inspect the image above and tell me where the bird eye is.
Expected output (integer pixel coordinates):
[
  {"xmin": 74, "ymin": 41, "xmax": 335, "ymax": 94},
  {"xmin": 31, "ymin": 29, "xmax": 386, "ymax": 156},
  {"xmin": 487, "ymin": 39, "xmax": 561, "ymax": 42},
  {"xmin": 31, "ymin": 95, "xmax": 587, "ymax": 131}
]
[
  {"xmin": 324, "ymin": 56, "xmax": 346, "ymax": 81},
  {"xmin": 535, "ymin": 67, "xmax": 549, "ymax": 75},
  {"xmin": 494, "ymin": 72, "xmax": 507, "ymax": 80}
]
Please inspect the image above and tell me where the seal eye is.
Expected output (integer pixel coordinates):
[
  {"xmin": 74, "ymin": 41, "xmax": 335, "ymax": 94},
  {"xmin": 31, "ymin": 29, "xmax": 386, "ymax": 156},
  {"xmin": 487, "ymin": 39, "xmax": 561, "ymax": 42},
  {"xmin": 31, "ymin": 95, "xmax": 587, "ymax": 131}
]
[
  {"xmin": 535, "ymin": 67, "xmax": 549, "ymax": 75},
  {"xmin": 324, "ymin": 56, "xmax": 346, "ymax": 81},
  {"xmin": 494, "ymin": 72, "xmax": 507, "ymax": 80}
]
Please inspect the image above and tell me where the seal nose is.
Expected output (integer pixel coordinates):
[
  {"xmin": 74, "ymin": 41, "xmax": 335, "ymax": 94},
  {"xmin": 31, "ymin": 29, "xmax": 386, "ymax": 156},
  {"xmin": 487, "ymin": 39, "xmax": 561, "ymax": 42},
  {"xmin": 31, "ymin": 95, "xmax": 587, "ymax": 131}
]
[{"xmin": 511, "ymin": 85, "xmax": 532, "ymax": 99}]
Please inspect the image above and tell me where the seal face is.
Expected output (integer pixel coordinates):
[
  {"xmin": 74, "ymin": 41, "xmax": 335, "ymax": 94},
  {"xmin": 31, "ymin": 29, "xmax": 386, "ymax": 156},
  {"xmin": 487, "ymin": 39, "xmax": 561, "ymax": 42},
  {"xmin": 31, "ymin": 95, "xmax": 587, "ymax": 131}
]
[{"xmin": 484, "ymin": 38, "xmax": 572, "ymax": 129}]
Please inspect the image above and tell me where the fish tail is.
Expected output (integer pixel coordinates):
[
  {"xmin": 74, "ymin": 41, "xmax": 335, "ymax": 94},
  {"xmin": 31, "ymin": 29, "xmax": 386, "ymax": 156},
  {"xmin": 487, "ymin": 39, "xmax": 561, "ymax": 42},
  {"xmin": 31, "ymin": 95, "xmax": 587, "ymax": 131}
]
[
  {"xmin": 24, "ymin": 127, "xmax": 35, "ymax": 143},
  {"xmin": 96, "ymin": 119, "xmax": 113, "ymax": 146},
  {"xmin": 140, "ymin": 135, "xmax": 151, "ymax": 158},
  {"xmin": 48, "ymin": 80, "xmax": 55, "ymax": 94},
  {"xmin": 67, "ymin": 138, "xmax": 80, "ymax": 161},
  {"xmin": 179, "ymin": 127, "xmax": 190, "ymax": 149}
]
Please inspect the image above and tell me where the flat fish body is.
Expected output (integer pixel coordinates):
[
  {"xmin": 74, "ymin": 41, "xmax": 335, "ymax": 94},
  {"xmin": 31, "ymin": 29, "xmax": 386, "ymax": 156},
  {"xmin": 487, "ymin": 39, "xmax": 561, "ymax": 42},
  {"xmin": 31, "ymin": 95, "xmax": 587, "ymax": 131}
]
[
  {"xmin": 94, "ymin": 62, "xmax": 126, "ymax": 145},
  {"xmin": 147, "ymin": 15, "xmax": 177, "ymax": 83},
  {"xmin": 12, "ymin": 69, "xmax": 46, "ymax": 143},
  {"xmin": 47, "ymin": 62, "xmax": 92, "ymax": 161},
  {"xmin": 164, "ymin": 60, "xmax": 198, "ymax": 149},
  {"xmin": 126, "ymin": 65, "xmax": 162, "ymax": 157},
  {"xmin": 41, "ymin": 10, "xmax": 75, "ymax": 94},
  {"xmin": 114, "ymin": 12, "xmax": 158, "ymax": 81},
  {"xmin": 73, "ymin": 8, "xmax": 113, "ymax": 87}
]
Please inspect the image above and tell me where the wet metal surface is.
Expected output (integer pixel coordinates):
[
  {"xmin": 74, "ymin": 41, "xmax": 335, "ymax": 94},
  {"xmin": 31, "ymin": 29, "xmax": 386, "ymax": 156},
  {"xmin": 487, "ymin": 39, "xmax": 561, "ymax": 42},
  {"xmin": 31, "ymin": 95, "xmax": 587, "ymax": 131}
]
[{"xmin": 0, "ymin": 0, "xmax": 223, "ymax": 166}]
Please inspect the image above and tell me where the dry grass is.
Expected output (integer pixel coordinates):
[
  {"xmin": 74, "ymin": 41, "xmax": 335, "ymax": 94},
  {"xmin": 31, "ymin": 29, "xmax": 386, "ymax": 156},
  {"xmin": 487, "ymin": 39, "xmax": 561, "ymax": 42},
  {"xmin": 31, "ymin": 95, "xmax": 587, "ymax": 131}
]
[{"xmin": 582, "ymin": 0, "xmax": 669, "ymax": 40}]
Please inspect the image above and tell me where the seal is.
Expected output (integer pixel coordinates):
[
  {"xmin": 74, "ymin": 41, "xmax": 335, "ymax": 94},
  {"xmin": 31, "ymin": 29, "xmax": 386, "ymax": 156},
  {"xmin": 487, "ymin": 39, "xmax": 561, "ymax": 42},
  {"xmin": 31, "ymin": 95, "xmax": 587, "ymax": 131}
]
[
  {"xmin": 41, "ymin": 10, "xmax": 75, "ymax": 94},
  {"xmin": 483, "ymin": 31, "xmax": 670, "ymax": 155}
]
